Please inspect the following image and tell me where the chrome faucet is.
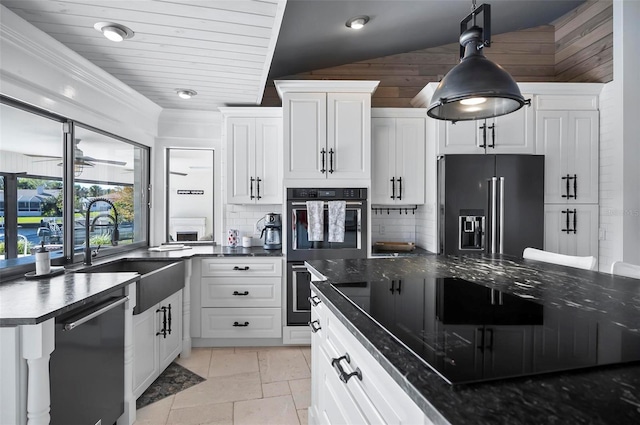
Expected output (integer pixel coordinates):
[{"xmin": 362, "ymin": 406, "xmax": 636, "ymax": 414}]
[{"xmin": 84, "ymin": 198, "xmax": 119, "ymax": 265}]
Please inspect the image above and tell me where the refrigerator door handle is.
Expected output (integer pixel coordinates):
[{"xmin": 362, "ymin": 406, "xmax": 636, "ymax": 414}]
[
  {"xmin": 489, "ymin": 177, "xmax": 498, "ymax": 253},
  {"xmin": 499, "ymin": 177, "xmax": 505, "ymax": 254}
]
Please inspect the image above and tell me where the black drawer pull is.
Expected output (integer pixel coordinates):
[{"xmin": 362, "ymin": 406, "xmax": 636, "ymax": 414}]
[
  {"xmin": 233, "ymin": 321, "xmax": 249, "ymax": 327},
  {"xmin": 233, "ymin": 266, "xmax": 250, "ymax": 271},
  {"xmin": 309, "ymin": 296, "xmax": 321, "ymax": 307},
  {"xmin": 233, "ymin": 290, "xmax": 249, "ymax": 296},
  {"xmin": 331, "ymin": 353, "xmax": 362, "ymax": 384},
  {"xmin": 309, "ymin": 320, "xmax": 321, "ymax": 333}
]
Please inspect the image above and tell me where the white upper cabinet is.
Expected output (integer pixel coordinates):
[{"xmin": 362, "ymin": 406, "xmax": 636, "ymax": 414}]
[
  {"xmin": 372, "ymin": 109, "xmax": 426, "ymax": 205},
  {"xmin": 276, "ymin": 80, "xmax": 378, "ymax": 181},
  {"xmin": 536, "ymin": 110, "xmax": 599, "ymax": 204},
  {"xmin": 434, "ymin": 97, "xmax": 534, "ymax": 155},
  {"xmin": 222, "ymin": 108, "xmax": 282, "ymax": 204}
]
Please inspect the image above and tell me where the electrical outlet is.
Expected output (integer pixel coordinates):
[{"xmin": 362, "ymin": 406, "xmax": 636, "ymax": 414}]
[
  {"xmin": 599, "ymin": 228, "xmax": 606, "ymax": 241},
  {"xmin": 379, "ymin": 225, "xmax": 385, "ymax": 235}
]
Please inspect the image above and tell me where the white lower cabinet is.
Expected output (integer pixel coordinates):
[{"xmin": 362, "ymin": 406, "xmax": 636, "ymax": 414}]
[
  {"xmin": 133, "ymin": 290, "xmax": 183, "ymax": 399},
  {"xmin": 200, "ymin": 258, "xmax": 283, "ymax": 340},
  {"xmin": 544, "ymin": 204, "xmax": 599, "ymax": 260},
  {"xmin": 309, "ymin": 290, "xmax": 430, "ymax": 425}
]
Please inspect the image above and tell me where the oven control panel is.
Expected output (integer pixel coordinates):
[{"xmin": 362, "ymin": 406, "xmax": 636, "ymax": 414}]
[{"xmin": 287, "ymin": 188, "xmax": 367, "ymax": 200}]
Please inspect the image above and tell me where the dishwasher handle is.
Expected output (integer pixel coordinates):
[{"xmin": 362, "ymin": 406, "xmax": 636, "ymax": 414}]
[{"xmin": 63, "ymin": 296, "xmax": 128, "ymax": 331}]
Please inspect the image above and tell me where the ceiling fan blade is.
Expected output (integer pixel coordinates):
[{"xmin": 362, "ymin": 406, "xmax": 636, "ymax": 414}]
[
  {"xmin": 170, "ymin": 171, "xmax": 188, "ymax": 176},
  {"xmin": 81, "ymin": 156, "xmax": 127, "ymax": 166},
  {"xmin": 24, "ymin": 154, "xmax": 62, "ymax": 160}
]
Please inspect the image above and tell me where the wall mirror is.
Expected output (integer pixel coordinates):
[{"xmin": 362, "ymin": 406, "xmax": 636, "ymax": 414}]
[{"xmin": 166, "ymin": 148, "xmax": 214, "ymax": 243}]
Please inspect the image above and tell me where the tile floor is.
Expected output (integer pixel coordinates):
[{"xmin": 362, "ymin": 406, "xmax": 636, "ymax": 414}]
[{"xmin": 134, "ymin": 346, "xmax": 311, "ymax": 425}]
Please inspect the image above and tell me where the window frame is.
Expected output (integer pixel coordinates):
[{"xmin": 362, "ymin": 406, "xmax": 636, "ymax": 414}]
[{"xmin": 0, "ymin": 96, "xmax": 150, "ymax": 277}]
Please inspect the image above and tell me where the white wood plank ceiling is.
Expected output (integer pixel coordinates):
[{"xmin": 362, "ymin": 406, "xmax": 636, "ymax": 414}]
[{"xmin": 3, "ymin": 0, "xmax": 287, "ymax": 111}]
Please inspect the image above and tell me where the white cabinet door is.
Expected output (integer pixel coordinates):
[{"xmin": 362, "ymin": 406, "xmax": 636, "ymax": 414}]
[
  {"xmin": 537, "ymin": 111, "xmax": 599, "ymax": 204},
  {"xmin": 226, "ymin": 117, "xmax": 255, "ymax": 204},
  {"xmin": 481, "ymin": 100, "xmax": 534, "ymax": 154},
  {"xmin": 372, "ymin": 116, "xmax": 425, "ymax": 205},
  {"xmin": 283, "ymin": 92, "xmax": 327, "ymax": 179},
  {"xmin": 395, "ymin": 117, "xmax": 426, "ymax": 204},
  {"xmin": 158, "ymin": 291, "xmax": 182, "ymax": 371},
  {"xmin": 132, "ymin": 306, "xmax": 159, "ymax": 398},
  {"xmin": 544, "ymin": 204, "xmax": 599, "ymax": 259},
  {"xmin": 371, "ymin": 117, "xmax": 395, "ymax": 204},
  {"xmin": 226, "ymin": 116, "xmax": 282, "ymax": 204},
  {"xmin": 255, "ymin": 117, "xmax": 282, "ymax": 204},
  {"xmin": 327, "ymin": 93, "xmax": 370, "ymax": 179},
  {"xmin": 437, "ymin": 119, "xmax": 481, "ymax": 154}
]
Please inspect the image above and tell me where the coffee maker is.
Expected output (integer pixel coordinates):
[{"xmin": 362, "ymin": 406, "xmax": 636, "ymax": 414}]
[{"xmin": 260, "ymin": 213, "xmax": 282, "ymax": 250}]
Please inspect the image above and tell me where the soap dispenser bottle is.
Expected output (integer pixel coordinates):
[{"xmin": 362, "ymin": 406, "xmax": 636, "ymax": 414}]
[{"xmin": 35, "ymin": 241, "xmax": 51, "ymax": 275}]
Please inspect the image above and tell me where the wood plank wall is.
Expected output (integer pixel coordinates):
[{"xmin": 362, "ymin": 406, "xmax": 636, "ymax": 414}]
[
  {"xmin": 553, "ymin": 0, "xmax": 613, "ymax": 82},
  {"xmin": 261, "ymin": 1, "xmax": 613, "ymax": 107}
]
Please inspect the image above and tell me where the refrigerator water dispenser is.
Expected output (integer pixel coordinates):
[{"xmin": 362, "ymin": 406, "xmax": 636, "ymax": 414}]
[{"xmin": 459, "ymin": 212, "xmax": 485, "ymax": 251}]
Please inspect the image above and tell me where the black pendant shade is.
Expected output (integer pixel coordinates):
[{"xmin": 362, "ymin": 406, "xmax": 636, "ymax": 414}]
[{"xmin": 427, "ymin": 6, "xmax": 526, "ymax": 122}]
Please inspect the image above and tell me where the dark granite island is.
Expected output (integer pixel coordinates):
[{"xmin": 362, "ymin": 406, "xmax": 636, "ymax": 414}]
[{"xmin": 306, "ymin": 254, "xmax": 640, "ymax": 425}]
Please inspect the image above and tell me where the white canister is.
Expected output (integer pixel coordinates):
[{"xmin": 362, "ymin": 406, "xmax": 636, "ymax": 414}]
[
  {"xmin": 242, "ymin": 236, "xmax": 252, "ymax": 248},
  {"xmin": 227, "ymin": 229, "xmax": 239, "ymax": 247},
  {"xmin": 35, "ymin": 248, "xmax": 51, "ymax": 275}
]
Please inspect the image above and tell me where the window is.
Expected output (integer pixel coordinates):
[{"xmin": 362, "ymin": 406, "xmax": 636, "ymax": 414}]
[{"xmin": 0, "ymin": 98, "xmax": 149, "ymax": 269}]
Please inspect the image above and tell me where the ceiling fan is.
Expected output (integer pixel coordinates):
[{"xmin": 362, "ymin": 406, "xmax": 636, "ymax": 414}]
[{"xmin": 26, "ymin": 139, "xmax": 127, "ymax": 176}]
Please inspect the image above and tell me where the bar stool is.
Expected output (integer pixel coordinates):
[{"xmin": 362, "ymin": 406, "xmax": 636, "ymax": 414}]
[
  {"xmin": 610, "ymin": 261, "xmax": 640, "ymax": 279},
  {"xmin": 522, "ymin": 247, "xmax": 597, "ymax": 271}
]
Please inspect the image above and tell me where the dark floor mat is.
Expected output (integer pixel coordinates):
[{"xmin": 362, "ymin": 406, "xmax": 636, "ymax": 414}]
[{"xmin": 136, "ymin": 362, "xmax": 206, "ymax": 409}]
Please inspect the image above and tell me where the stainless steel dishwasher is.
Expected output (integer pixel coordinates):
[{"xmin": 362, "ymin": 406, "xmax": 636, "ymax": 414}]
[{"xmin": 50, "ymin": 288, "xmax": 127, "ymax": 425}]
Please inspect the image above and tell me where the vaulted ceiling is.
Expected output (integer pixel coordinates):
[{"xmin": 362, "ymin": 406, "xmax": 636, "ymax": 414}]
[{"xmin": 2, "ymin": 0, "xmax": 584, "ymax": 111}]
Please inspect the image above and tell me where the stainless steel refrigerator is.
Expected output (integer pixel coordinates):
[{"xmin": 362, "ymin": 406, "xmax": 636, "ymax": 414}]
[{"xmin": 438, "ymin": 154, "xmax": 544, "ymax": 257}]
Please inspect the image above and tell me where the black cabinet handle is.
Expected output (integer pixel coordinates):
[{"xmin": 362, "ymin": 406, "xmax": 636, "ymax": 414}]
[
  {"xmin": 250, "ymin": 177, "xmax": 255, "ymax": 200},
  {"xmin": 485, "ymin": 328, "xmax": 494, "ymax": 350},
  {"xmin": 329, "ymin": 148, "xmax": 335, "ymax": 173},
  {"xmin": 488, "ymin": 123, "xmax": 495, "ymax": 148},
  {"xmin": 309, "ymin": 295, "xmax": 321, "ymax": 307},
  {"xmin": 156, "ymin": 306, "xmax": 167, "ymax": 338},
  {"xmin": 562, "ymin": 175, "xmax": 576, "ymax": 199},
  {"xmin": 573, "ymin": 174, "xmax": 577, "ymax": 200},
  {"xmin": 390, "ymin": 177, "xmax": 396, "ymax": 199},
  {"xmin": 571, "ymin": 209, "xmax": 577, "ymax": 234},
  {"xmin": 561, "ymin": 209, "xmax": 570, "ymax": 234},
  {"xmin": 233, "ymin": 266, "xmax": 250, "ymax": 271},
  {"xmin": 167, "ymin": 304, "xmax": 172, "ymax": 335},
  {"xmin": 233, "ymin": 290, "xmax": 249, "ymax": 296},
  {"xmin": 308, "ymin": 320, "xmax": 321, "ymax": 333},
  {"xmin": 397, "ymin": 177, "xmax": 403, "ymax": 200},
  {"xmin": 320, "ymin": 148, "xmax": 326, "ymax": 173},
  {"xmin": 233, "ymin": 321, "xmax": 249, "ymax": 327},
  {"xmin": 331, "ymin": 353, "xmax": 362, "ymax": 384},
  {"xmin": 256, "ymin": 177, "xmax": 262, "ymax": 200},
  {"xmin": 479, "ymin": 122, "xmax": 487, "ymax": 148}
]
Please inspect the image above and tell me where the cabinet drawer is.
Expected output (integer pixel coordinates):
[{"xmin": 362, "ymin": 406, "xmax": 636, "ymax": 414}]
[
  {"xmin": 322, "ymin": 309, "xmax": 426, "ymax": 425},
  {"xmin": 201, "ymin": 277, "xmax": 281, "ymax": 308},
  {"xmin": 201, "ymin": 258, "xmax": 282, "ymax": 277},
  {"xmin": 201, "ymin": 307, "xmax": 282, "ymax": 338}
]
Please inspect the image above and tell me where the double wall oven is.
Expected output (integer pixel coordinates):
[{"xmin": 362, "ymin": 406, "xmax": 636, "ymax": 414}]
[{"xmin": 286, "ymin": 188, "xmax": 368, "ymax": 325}]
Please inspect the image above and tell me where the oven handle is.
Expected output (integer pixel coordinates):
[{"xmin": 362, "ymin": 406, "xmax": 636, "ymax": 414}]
[
  {"xmin": 291, "ymin": 264, "xmax": 309, "ymax": 270},
  {"xmin": 63, "ymin": 296, "xmax": 128, "ymax": 331},
  {"xmin": 289, "ymin": 201, "xmax": 363, "ymax": 207}
]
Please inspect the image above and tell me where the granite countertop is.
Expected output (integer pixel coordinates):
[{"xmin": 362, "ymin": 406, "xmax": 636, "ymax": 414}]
[
  {"xmin": 307, "ymin": 255, "xmax": 640, "ymax": 425},
  {"xmin": 0, "ymin": 271, "xmax": 138, "ymax": 326},
  {"xmin": 0, "ymin": 245, "xmax": 282, "ymax": 326}
]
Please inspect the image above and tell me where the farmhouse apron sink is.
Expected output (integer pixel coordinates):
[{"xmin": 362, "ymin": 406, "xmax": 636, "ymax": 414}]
[{"xmin": 76, "ymin": 259, "xmax": 185, "ymax": 314}]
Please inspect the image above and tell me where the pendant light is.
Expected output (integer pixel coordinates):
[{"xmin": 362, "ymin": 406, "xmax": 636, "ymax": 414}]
[{"xmin": 427, "ymin": 3, "xmax": 528, "ymax": 122}]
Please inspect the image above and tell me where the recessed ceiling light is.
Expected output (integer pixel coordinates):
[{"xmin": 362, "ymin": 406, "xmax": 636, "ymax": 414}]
[
  {"xmin": 176, "ymin": 89, "xmax": 197, "ymax": 99},
  {"xmin": 346, "ymin": 16, "xmax": 369, "ymax": 30},
  {"xmin": 94, "ymin": 22, "xmax": 134, "ymax": 42}
]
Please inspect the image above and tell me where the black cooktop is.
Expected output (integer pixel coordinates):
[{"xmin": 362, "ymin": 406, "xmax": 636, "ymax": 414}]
[{"xmin": 332, "ymin": 277, "xmax": 640, "ymax": 386}]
